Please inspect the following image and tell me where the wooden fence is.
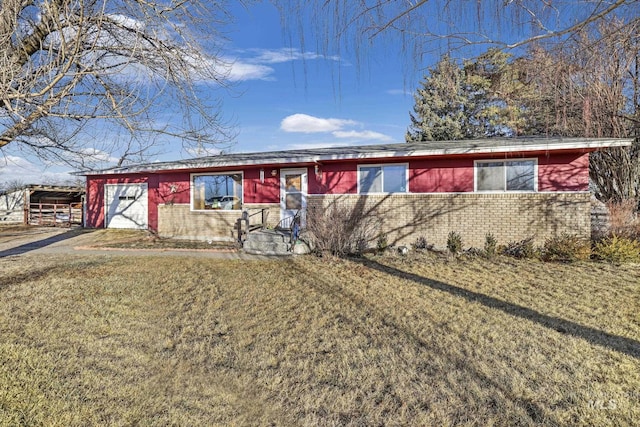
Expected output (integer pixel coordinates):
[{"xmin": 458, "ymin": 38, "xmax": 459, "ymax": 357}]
[{"xmin": 28, "ymin": 203, "xmax": 83, "ymax": 227}]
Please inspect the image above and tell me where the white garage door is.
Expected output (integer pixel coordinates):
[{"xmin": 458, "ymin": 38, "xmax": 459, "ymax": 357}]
[{"xmin": 105, "ymin": 183, "xmax": 148, "ymax": 229}]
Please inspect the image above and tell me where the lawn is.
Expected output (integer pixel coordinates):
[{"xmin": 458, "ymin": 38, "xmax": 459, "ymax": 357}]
[{"xmin": 0, "ymin": 250, "xmax": 638, "ymax": 426}]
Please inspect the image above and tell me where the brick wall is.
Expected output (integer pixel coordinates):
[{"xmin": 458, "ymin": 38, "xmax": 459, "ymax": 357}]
[
  {"xmin": 157, "ymin": 194, "xmax": 591, "ymax": 248},
  {"xmin": 157, "ymin": 203, "xmax": 280, "ymax": 241},
  {"xmin": 158, "ymin": 204, "xmax": 240, "ymax": 241},
  {"xmin": 242, "ymin": 203, "xmax": 280, "ymax": 228},
  {"xmin": 307, "ymin": 193, "xmax": 591, "ymax": 249}
]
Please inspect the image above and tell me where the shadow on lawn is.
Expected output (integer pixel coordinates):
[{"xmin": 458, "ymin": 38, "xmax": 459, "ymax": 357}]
[
  {"xmin": 353, "ymin": 257, "xmax": 640, "ymax": 360},
  {"xmin": 0, "ymin": 228, "xmax": 89, "ymax": 258}
]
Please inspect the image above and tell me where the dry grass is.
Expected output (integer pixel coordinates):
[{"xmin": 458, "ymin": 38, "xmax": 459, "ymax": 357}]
[
  {"xmin": 78, "ymin": 229, "xmax": 238, "ymax": 250},
  {"xmin": 0, "ymin": 251, "xmax": 638, "ymax": 426}
]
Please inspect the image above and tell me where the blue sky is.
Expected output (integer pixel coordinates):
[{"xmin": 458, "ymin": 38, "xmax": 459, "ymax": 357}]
[
  {"xmin": 1, "ymin": 2, "xmax": 422, "ymax": 185},
  {"xmin": 220, "ymin": 3, "xmax": 416, "ymax": 151},
  {"xmin": 3, "ymin": 1, "xmax": 631, "ymax": 185}
]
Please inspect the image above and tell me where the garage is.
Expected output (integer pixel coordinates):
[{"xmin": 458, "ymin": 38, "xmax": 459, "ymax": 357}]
[{"xmin": 104, "ymin": 183, "xmax": 148, "ymax": 229}]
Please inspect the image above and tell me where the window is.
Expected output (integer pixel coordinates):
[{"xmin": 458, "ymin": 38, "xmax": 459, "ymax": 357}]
[
  {"xmin": 358, "ymin": 164, "xmax": 407, "ymax": 194},
  {"xmin": 192, "ymin": 173, "xmax": 242, "ymax": 210},
  {"xmin": 475, "ymin": 159, "xmax": 536, "ymax": 192}
]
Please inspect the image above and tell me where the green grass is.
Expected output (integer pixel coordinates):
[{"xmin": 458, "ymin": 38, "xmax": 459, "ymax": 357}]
[{"xmin": 0, "ymin": 251, "xmax": 638, "ymax": 426}]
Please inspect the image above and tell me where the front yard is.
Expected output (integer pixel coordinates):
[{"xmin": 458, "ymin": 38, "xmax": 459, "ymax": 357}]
[{"xmin": 0, "ymin": 250, "xmax": 638, "ymax": 425}]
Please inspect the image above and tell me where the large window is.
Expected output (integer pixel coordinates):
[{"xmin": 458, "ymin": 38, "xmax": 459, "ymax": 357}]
[
  {"xmin": 358, "ymin": 164, "xmax": 407, "ymax": 194},
  {"xmin": 192, "ymin": 173, "xmax": 242, "ymax": 210},
  {"xmin": 475, "ymin": 159, "xmax": 536, "ymax": 192}
]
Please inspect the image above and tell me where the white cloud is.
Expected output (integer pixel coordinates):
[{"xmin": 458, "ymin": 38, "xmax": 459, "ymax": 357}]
[
  {"xmin": 226, "ymin": 61, "xmax": 274, "ymax": 82},
  {"xmin": 0, "ymin": 155, "xmax": 76, "ymax": 185},
  {"xmin": 246, "ymin": 48, "xmax": 340, "ymax": 64},
  {"xmin": 279, "ymin": 113, "xmax": 395, "ymax": 143},
  {"xmin": 386, "ymin": 89, "xmax": 412, "ymax": 96},
  {"xmin": 281, "ymin": 114, "xmax": 358, "ymax": 133},
  {"xmin": 185, "ymin": 146, "xmax": 223, "ymax": 157},
  {"xmin": 219, "ymin": 48, "xmax": 341, "ymax": 82},
  {"xmin": 74, "ymin": 148, "xmax": 120, "ymax": 165},
  {"xmin": 332, "ymin": 130, "xmax": 394, "ymax": 142},
  {"xmin": 285, "ymin": 142, "xmax": 351, "ymax": 150}
]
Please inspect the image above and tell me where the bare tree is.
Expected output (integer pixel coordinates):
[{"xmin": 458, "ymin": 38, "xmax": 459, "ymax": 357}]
[
  {"xmin": 275, "ymin": 1, "xmax": 638, "ymax": 64},
  {"xmin": 516, "ymin": 19, "xmax": 640, "ymax": 203},
  {"xmin": 0, "ymin": 0, "xmax": 237, "ymax": 168}
]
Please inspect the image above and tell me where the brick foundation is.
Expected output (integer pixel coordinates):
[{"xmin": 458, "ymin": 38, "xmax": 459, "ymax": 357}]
[
  {"xmin": 307, "ymin": 193, "xmax": 591, "ymax": 249},
  {"xmin": 157, "ymin": 203, "xmax": 280, "ymax": 242},
  {"xmin": 157, "ymin": 194, "xmax": 591, "ymax": 248},
  {"xmin": 158, "ymin": 204, "xmax": 239, "ymax": 241}
]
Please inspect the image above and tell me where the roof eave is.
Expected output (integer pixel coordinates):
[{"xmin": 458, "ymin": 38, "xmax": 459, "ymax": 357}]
[{"xmin": 76, "ymin": 138, "xmax": 633, "ymax": 176}]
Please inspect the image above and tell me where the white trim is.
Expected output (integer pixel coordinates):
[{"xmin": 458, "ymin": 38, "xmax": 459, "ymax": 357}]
[
  {"xmin": 308, "ymin": 190, "xmax": 591, "ymax": 197},
  {"xmin": 474, "ymin": 158, "xmax": 538, "ymax": 192},
  {"xmin": 280, "ymin": 168, "xmax": 308, "ymax": 225},
  {"xmin": 190, "ymin": 171, "xmax": 244, "ymax": 212},
  {"xmin": 357, "ymin": 163, "xmax": 409, "ymax": 194},
  {"xmin": 80, "ymin": 138, "xmax": 633, "ymax": 176}
]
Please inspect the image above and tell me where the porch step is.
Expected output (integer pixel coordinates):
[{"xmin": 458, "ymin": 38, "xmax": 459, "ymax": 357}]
[{"xmin": 243, "ymin": 229, "xmax": 292, "ymax": 256}]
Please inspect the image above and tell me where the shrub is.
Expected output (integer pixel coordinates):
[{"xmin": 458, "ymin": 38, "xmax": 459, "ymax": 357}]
[
  {"xmin": 376, "ymin": 233, "xmax": 389, "ymax": 253},
  {"xmin": 502, "ymin": 237, "xmax": 536, "ymax": 259},
  {"xmin": 304, "ymin": 202, "xmax": 378, "ymax": 257},
  {"xmin": 483, "ymin": 233, "xmax": 497, "ymax": 258},
  {"xmin": 412, "ymin": 236, "xmax": 432, "ymax": 250},
  {"xmin": 593, "ymin": 235, "xmax": 640, "ymax": 263},
  {"xmin": 540, "ymin": 234, "xmax": 591, "ymax": 263},
  {"xmin": 607, "ymin": 199, "xmax": 640, "ymax": 238},
  {"xmin": 446, "ymin": 231, "xmax": 463, "ymax": 255}
]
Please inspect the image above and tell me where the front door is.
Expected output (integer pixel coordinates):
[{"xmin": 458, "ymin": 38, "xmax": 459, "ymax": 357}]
[{"xmin": 280, "ymin": 168, "xmax": 307, "ymax": 228}]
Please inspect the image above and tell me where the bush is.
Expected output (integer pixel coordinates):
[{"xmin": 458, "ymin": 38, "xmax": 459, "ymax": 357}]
[
  {"xmin": 376, "ymin": 233, "xmax": 389, "ymax": 253},
  {"xmin": 412, "ymin": 236, "xmax": 432, "ymax": 250},
  {"xmin": 540, "ymin": 233, "xmax": 591, "ymax": 263},
  {"xmin": 483, "ymin": 233, "xmax": 497, "ymax": 258},
  {"xmin": 304, "ymin": 203, "xmax": 378, "ymax": 257},
  {"xmin": 607, "ymin": 199, "xmax": 640, "ymax": 239},
  {"xmin": 502, "ymin": 237, "xmax": 536, "ymax": 259},
  {"xmin": 593, "ymin": 235, "xmax": 640, "ymax": 263},
  {"xmin": 446, "ymin": 231, "xmax": 463, "ymax": 255}
]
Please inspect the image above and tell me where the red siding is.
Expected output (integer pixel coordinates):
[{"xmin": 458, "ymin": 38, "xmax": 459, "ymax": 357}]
[
  {"xmin": 244, "ymin": 167, "xmax": 280, "ymax": 203},
  {"xmin": 85, "ymin": 177, "xmax": 105, "ymax": 228},
  {"xmin": 410, "ymin": 158, "xmax": 474, "ymax": 192},
  {"xmin": 157, "ymin": 172, "xmax": 191, "ymax": 204},
  {"xmin": 311, "ymin": 163, "xmax": 357, "ymax": 194},
  {"xmin": 85, "ymin": 174, "xmax": 151, "ymax": 229},
  {"xmin": 538, "ymin": 152, "xmax": 589, "ymax": 191},
  {"xmin": 84, "ymin": 150, "xmax": 591, "ymax": 231}
]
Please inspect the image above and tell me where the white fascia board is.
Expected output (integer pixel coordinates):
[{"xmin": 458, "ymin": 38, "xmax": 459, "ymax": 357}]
[{"xmin": 79, "ymin": 138, "xmax": 633, "ymax": 176}]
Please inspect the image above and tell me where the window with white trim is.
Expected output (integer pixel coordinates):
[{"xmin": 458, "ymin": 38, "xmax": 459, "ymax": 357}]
[
  {"xmin": 358, "ymin": 164, "xmax": 408, "ymax": 194},
  {"xmin": 192, "ymin": 173, "xmax": 243, "ymax": 210},
  {"xmin": 475, "ymin": 159, "xmax": 536, "ymax": 192}
]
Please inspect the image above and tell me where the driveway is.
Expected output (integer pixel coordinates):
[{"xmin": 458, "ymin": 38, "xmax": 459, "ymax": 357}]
[{"xmin": 0, "ymin": 227, "xmax": 274, "ymax": 259}]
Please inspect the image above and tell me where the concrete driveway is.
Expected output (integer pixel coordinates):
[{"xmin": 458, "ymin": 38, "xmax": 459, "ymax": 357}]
[{"xmin": 0, "ymin": 227, "xmax": 273, "ymax": 259}]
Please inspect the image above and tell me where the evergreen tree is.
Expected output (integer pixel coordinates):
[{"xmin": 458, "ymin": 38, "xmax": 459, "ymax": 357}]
[
  {"xmin": 406, "ymin": 56, "xmax": 468, "ymax": 142},
  {"xmin": 406, "ymin": 51, "xmax": 517, "ymax": 142}
]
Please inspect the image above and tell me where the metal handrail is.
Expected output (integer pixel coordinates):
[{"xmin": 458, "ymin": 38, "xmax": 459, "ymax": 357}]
[
  {"xmin": 246, "ymin": 208, "xmax": 268, "ymax": 229},
  {"xmin": 276, "ymin": 210, "xmax": 299, "ymax": 231},
  {"xmin": 277, "ymin": 210, "xmax": 302, "ymax": 248},
  {"xmin": 236, "ymin": 208, "xmax": 268, "ymax": 243}
]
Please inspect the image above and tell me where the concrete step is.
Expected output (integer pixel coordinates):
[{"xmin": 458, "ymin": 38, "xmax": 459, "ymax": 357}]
[
  {"xmin": 245, "ymin": 229, "xmax": 290, "ymax": 243},
  {"xmin": 243, "ymin": 230, "xmax": 292, "ymax": 255}
]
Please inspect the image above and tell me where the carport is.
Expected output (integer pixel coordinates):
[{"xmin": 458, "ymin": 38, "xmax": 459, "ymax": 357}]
[{"xmin": 0, "ymin": 185, "xmax": 84, "ymax": 226}]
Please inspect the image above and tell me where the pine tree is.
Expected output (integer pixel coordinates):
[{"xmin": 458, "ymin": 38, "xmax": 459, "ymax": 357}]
[
  {"xmin": 406, "ymin": 50, "xmax": 519, "ymax": 142},
  {"xmin": 406, "ymin": 56, "xmax": 469, "ymax": 142}
]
